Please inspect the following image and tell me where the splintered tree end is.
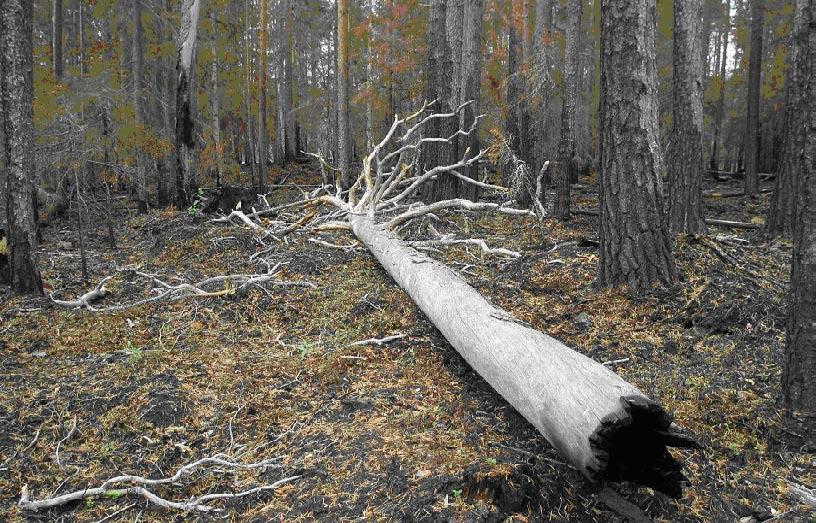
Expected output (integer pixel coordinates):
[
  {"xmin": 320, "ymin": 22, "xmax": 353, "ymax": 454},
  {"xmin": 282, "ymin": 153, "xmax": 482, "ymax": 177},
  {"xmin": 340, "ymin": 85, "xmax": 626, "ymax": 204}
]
[{"xmin": 588, "ymin": 395, "xmax": 700, "ymax": 499}]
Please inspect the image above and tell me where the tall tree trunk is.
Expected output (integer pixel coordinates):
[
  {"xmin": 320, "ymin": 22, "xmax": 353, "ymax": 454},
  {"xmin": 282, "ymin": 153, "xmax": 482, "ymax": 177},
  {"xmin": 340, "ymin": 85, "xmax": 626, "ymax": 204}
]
[
  {"xmin": 337, "ymin": 0, "xmax": 351, "ymax": 187},
  {"xmin": 174, "ymin": 0, "xmax": 201, "ymax": 209},
  {"xmin": 447, "ymin": 0, "xmax": 464, "ymax": 160},
  {"xmin": 257, "ymin": 0, "xmax": 268, "ymax": 191},
  {"xmin": 457, "ymin": 0, "xmax": 483, "ymax": 201},
  {"xmin": 244, "ymin": 0, "xmax": 258, "ymax": 189},
  {"xmin": 364, "ymin": 0, "xmax": 374, "ymax": 152},
  {"xmin": 766, "ymin": 0, "xmax": 807, "ymax": 238},
  {"xmin": 210, "ymin": 12, "xmax": 223, "ymax": 188},
  {"xmin": 743, "ymin": 0, "xmax": 764, "ymax": 196},
  {"xmin": 782, "ymin": 0, "xmax": 815, "ymax": 418},
  {"xmin": 283, "ymin": 0, "xmax": 297, "ymax": 162},
  {"xmin": 553, "ymin": 0, "xmax": 582, "ymax": 220},
  {"xmin": 506, "ymin": 3, "xmax": 522, "ymax": 156},
  {"xmin": 133, "ymin": 0, "xmax": 148, "ymax": 213},
  {"xmin": 52, "ymin": 0, "xmax": 63, "ymax": 79},
  {"xmin": 532, "ymin": 0, "xmax": 553, "ymax": 177},
  {"xmin": 710, "ymin": 0, "xmax": 731, "ymax": 172},
  {"xmin": 598, "ymin": 0, "xmax": 677, "ymax": 293},
  {"xmin": 1, "ymin": 0, "xmax": 43, "ymax": 294},
  {"xmin": 667, "ymin": 0, "xmax": 706, "ymax": 234}
]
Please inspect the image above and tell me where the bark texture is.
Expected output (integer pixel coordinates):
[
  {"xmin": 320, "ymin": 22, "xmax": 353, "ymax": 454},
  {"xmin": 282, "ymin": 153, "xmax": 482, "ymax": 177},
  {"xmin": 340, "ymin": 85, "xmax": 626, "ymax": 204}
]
[
  {"xmin": 421, "ymin": 0, "xmax": 453, "ymax": 173},
  {"xmin": 553, "ymin": 0, "xmax": 582, "ymax": 220},
  {"xmin": 1, "ymin": 0, "xmax": 43, "ymax": 294},
  {"xmin": 349, "ymin": 214, "xmax": 692, "ymax": 498},
  {"xmin": 132, "ymin": 0, "xmax": 148, "ymax": 213},
  {"xmin": 781, "ymin": 0, "xmax": 815, "ymax": 418},
  {"xmin": 257, "ymin": 0, "xmax": 268, "ymax": 191},
  {"xmin": 174, "ymin": 0, "xmax": 201, "ymax": 208},
  {"xmin": 743, "ymin": 0, "xmax": 764, "ymax": 196},
  {"xmin": 598, "ymin": 0, "xmax": 677, "ymax": 293},
  {"xmin": 282, "ymin": 0, "xmax": 297, "ymax": 162},
  {"xmin": 766, "ymin": 0, "xmax": 808, "ymax": 238},
  {"xmin": 457, "ymin": 0, "xmax": 483, "ymax": 202},
  {"xmin": 667, "ymin": 0, "xmax": 707, "ymax": 234},
  {"xmin": 337, "ymin": 0, "xmax": 351, "ymax": 187}
]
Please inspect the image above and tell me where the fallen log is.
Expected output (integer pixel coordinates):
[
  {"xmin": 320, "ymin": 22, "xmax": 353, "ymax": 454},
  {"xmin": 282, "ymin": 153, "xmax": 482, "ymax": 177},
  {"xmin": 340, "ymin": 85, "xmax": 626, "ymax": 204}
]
[
  {"xmin": 349, "ymin": 212, "xmax": 696, "ymax": 497},
  {"xmin": 704, "ymin": 218, "xmax": 761, "ymax": 230}
]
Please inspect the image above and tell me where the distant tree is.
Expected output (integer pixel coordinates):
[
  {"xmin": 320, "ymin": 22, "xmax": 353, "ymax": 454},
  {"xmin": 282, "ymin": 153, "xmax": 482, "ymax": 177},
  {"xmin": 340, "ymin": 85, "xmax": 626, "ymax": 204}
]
[
  {"xmin": 743, "ymin": 0, "xmax": 764, "ymax": 196},
  {"xmin": 553, "ymin": 0, "xmax": 582, "ymax": 220},
  {"xmin": 598, "ymin": 0, "xmax": 677, "ymax": 293},
  {"xmin": 667, "ymin": 0, "xmax": 706, "ymax": 234},
  {"xmin": 506, "ymin": 2, "xmax": 522, "ymax": 157},
  {"xmin": 209, "ymin": 12, "xmax": 223, "ymax": 188},
  {"xmin": 132, "ymin": 0, "xmax": 148, "ymax": 213},
  {"xmin": 766, "ymin": 0, "xmax": 807, "ymax": 237},
  {"xmin": 781, "ymin": 0, "xmax": 814, "ymax": 419},
  {"xmin": 282, "ymin": 0, "xmax": 297, "ymax": 162},
  {"xmin": 52, "ymin": 0, "xmax": 63, "ymax": 79},
  {"xmin": 1, "ymin": 0, "xmax": 43, "ymax": 294},
  {"xmin": 175, "ymin": 0, "xmax": 201, "ymax": 209},
  {"xmin": 709, "ymin": 0, "xmax": 731, "ymax": 173},
  {"xmin": 258, "ymin": 0, "xmax": 269, "ymax": 192},
  {"xmin": 337, "ymin": 0, "xmax": 351, "ymax": 187}
]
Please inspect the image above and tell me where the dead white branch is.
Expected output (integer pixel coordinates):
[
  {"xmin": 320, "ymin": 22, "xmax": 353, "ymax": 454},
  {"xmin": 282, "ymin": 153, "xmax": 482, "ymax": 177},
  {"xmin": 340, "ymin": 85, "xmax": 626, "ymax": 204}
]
[
  {"xmin": 347, "ymin": 333, "xmax": 406, "ymax": 347},
  {"xmin": 19, "ymin": 454, "xmax": 299, "ymax": 513},
  {"xmin": 49, "ymin": 276, "xmax": 111, "ymax": 308}
]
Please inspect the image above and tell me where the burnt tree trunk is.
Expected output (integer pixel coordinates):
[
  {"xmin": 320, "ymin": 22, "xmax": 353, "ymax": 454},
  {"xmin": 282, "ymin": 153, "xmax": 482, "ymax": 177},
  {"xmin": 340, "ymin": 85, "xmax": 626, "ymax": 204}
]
[
  {"xmin": 1, "ymin": 0, "xmax": 43, "ymax": 294},
  {"xmin": 52, "ymin": 0, "xmax": 63, "ymax": 79},
  {"xmin": 667, "ymin": 0, "xmax": 706, "ymax": 234},
  {"xmin": 710, "ymin": 0, "xmax": 731, "ymax": 172},
  {"xmin": 598, "ymin": 0, "xmax": 677, "ymax": 293},
  {"xmin": 781, "ymin": 0, "xmax": 815, "ymax": 419},
  {"xmin": 132, "ymin": 0, "xmax": 148, "ymax": 213},
  {"xmin": 337, "ymin": 0, "xmax": 351, "ymax": 187},
  {"xmin": 257, "ymin": 0, "xmax": 268, "ymax": 191},
  {"xmin": 283, "ymin": 0, "xmax": 297, "ymax": 162},
  {"xmin": 553, "ymin": 0, "xmax": 582, "ymax": 220},
  {"xmin": 457, "ymin": 0, "xmax": 483, "ymax": 202},
  {"xmin": 174, "ymin": 0, "xmax": 201, "ymax": 209},
  {"xmin": 743, "ymin": 0, "xmax": 764, "ymax": 196}
]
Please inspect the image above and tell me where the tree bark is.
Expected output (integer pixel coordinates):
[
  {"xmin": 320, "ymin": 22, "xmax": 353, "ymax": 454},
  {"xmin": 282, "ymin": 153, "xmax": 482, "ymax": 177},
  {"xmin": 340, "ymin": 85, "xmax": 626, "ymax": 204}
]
[
  {"xmin": 175, "ymin": 0, "xmax": 201, "ymax": 209},
  {"xmin": 52, "ymin": 0, "xmax": 63, "ymax": 79},
  {"xmin": 781, "ymin": 0, "xmax": 815, "ymax": 419},
  {"xmin": 133, "ymin": 0, "xmax": 148, "ymax": 213},
  {"xmin": 667, "ymin": 0, "xmax": 706, "ymax": 234},
  {"xmin": 349, "ymin": 213, "xmax": 693, "ymax": 498},
  {"xmin": 283, "ymin": 0, "xmax": 297, "ymax": 162},
  {"xmin": 257, "ymin": 0, "xmax": 268, "ymax": 191},
  {"xmin": 1, "ymin": 0, "xmax": 43, "ymax": 294},
  {"xmin": 421, "ymin": 0, "xmax": 453, "ymax": 177},
  {"xmin": 244, "ymin": 0, "xmax": 258, "ymax": 189},
  {"xmin": 337, "ymin": 0, "xmax": 351, "ymax": 187},
  {"xmin": 743, "ymin": 0, "xmax": 764, "ymax": 196},
  {"xmin": 553, "ymin": 0, "xmax": 582, "ymax": 220},
  {"xmin": 506, "ymin": 4, "xmax": 522, "ymax": 157},
  {"xmin": 210, "ymin": 12, "xmax": 223, "ymax": 188},
  {"xmin": 457, "ymin": 0, "xmax": 483, "ymax": 201},
  {"xmin": 766, "ymin": 0, "xmax": 807, "ymax": 238},
  {"xmin": 710, "ymin": 0, "xmax": 731, "ymax": 172},
  {"xmin": 598, "ymin": 0, "xmax": 677, "ymax": 293}
]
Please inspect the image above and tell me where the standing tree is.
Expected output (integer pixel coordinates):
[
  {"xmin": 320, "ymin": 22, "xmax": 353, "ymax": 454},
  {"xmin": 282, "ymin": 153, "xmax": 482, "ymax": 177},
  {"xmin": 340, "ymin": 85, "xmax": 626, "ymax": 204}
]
[
  {"xmin": 175, "ymin": 0, "xmax": 201, "ymax": 209},
  {"xmin": 781, "ymin": 0, "xmax": 815, "ymax": 419},
  {"xmin": 710, "ymin": 0, "xmax": 731, "ymax": 172},
  {"xmin": 667, "ymin": 0, "xmax": 706, "ymax": 234},
  {"xmin": 421, "ymin": 0, "xmax": 452, "ymax": 172},
  {"xmin": 766, "ymin": 0, "xmax": 808, "ymax": 237},
  {"xmin": 257, "ymin": 0, "xmax": 269, "ymax": 192},
  {"xmin": 743, "ymin": 0, "xmax": 764, "ymax": 196},
  {"xmin": 506, "ymin": 2, "xmax": 522, "ymax": 157},
  {"xmin": 52, "ymin": 0, "xmax": 63, "ymax": 80},
  {"xmin": 553, "ymin": 0, "xmax": 582, "ymax": 220},
  {"xmin": 1, "ymin": 0, "xmax": 43, "ymax": 294},
  {"xmin": 598, "ymin": 0, "xmax": 677, "ymax": 293},
  {"xmin": 458, "ymin": 0, "xmax": 483, "ymax": 202},
  {"xmin": 337, "ymin": 0, "xmax": 351, "ymax": 187},
  {"xmin": 132, "ymin": 0, "xmax": 148, "ymax": 213},
  {"xmin": 282, "ymin": 0, "xmax": 297, "ymax": 162},
  {"xmin": 210, "ymin": 12, "xmax": 223, "ymax": 188}
]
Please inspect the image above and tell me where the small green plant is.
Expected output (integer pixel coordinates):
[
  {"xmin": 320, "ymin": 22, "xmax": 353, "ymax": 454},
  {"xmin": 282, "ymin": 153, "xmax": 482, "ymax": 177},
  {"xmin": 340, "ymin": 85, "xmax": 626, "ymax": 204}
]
[
  {"xmin": 84, "ymin": 497, "xmax": 96, "ymax": 509},
  {"xmin": 297, "ymin": 341, "xmax": 312, "ymax": 360},
  {"xmin": 451, "ymin": 488, "xmax": 462, "ymax": 499},
  {"xmin": 124, "ymin": 340, "xmax": 143, "ymax": 364},
  {"xmin": 186, "ymin": 188, "xmax": 206, "ymax": 216},
  {"xmin": 485, "ymin": 457, "xmax": 497, "ymax": 466},
  {"xmin": 104, "ymin": 489, "xmax": 124, "ymax": 500}
]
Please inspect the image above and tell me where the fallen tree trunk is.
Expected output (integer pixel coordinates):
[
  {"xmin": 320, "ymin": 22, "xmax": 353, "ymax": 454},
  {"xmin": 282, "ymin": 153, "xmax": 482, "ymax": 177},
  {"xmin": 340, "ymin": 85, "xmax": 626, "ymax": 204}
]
[{"xmin": 349, "ymin": 213, "xmax": 695, "ymax": 498}]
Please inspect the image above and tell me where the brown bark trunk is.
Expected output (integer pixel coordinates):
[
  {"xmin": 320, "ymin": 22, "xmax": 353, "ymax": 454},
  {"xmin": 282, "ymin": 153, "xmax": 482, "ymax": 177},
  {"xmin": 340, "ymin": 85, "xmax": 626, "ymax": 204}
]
[
  {"xmin": 781, "ymin": 0, "xmax": 815, "ymax": 418},
  {"xmin": 283, "ymin": 0, "xmax": 297, "ymax": 162},
  {"xmin": 667, "ymin": 0, "xmax": 706, "ymax": 234},
  {"xmin": 598, "ymin": 0, "xmax": 677, "ymax": 293},
  {"xmin": 1, "ymin": 0, "xmax": 43, "ymax": 294},
  {"xmin": 337, "ymin": 0, "xmax": 351, "ymax": 186},
  {"xmin": 457, "ymin": 0, "xmax": 483, "ymax": 201},
  {"xmin": 710, "ymin": 0, "xmax": 731, "ymax": 172},
  {"xmin": 743, "ymin": 0, "xmax": 764, "ymax": 196},
  {"xmin": 257, "ymin": 0, "xmax": 269, "ymax": 191},
  {"xmin": 133, "ymin": 0, "xmax": 148, "ymax": 213}
]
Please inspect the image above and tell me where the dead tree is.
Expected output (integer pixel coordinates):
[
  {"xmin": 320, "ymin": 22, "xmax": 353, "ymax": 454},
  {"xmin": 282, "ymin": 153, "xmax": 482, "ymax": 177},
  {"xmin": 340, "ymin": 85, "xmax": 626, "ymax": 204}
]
[
  {"xmin": 743, "ymin": 0, "xmax": 764, "ymax": 196},
  {"xmin": 175, "ymin": 0, "xmax": 201, "ymax": 209},
  {"xmin": 221, "ymin": 103, "xmax": 698, "ymax": 498}
]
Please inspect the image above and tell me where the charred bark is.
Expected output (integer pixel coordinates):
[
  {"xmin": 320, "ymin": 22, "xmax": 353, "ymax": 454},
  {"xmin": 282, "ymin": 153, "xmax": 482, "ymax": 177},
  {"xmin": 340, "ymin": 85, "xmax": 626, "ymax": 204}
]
[{"xmin": 174, "ymin": 0, "xmax": 201, "ymax": 209}]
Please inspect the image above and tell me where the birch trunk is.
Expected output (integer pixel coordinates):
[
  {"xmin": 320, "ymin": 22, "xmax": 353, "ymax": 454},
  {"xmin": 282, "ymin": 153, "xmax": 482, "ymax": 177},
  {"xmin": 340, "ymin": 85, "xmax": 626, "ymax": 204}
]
[
  {"xmin": 175, "ymin": 0, "xmax": 201, "ymax": 208},
  {"xmin": 349, "ymin": 213, "xmax": 692, "ymax": 498}
]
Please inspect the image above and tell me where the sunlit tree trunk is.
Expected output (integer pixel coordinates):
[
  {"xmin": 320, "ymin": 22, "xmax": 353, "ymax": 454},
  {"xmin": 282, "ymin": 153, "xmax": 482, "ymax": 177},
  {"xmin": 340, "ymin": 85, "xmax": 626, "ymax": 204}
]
[
  {"xmin": 1, "ymin": 0, "xmax": 43, "ymax": 294},
  {"xmin": 598, "ymin": 0, "xmax": 677, "ymax": 293},
  {"xmin": 667, "ymin": 0, "xmax": 706, "ymax": 233},
  {"xmin": 337, "ymin": 0, "xmax": 351, "ymax": 186},
  {"xmin": 175, "ymin": 0, "xmax": 201, "ymax": 209}
]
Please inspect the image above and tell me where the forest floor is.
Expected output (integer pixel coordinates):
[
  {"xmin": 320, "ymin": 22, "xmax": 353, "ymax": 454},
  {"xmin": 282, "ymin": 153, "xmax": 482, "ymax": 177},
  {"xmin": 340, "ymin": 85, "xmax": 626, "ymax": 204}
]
[{"xmin": 0, "ymin": 164, "xmax": 814, "ymax": 522}]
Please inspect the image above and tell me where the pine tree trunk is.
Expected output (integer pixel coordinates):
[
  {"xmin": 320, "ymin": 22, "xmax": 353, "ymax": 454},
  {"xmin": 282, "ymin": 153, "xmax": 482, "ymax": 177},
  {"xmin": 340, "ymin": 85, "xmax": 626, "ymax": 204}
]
[
  {"xmin": 743, "ymin": 0, "xmax": 764, "ymax": 196},
  {"xmin": 667, "ymin": 0, "xmax": 706, "ymax": 234},
  {"xmin": 532, "ymin": 0, "xmax": 553, "ymax": 178},
  {"xmin": 598, "ymin": 0, "xmax": 677, "ymax": 293},
  {"xmin": 1, "ymin": 0, "xmax": 43, "ymax": 294},
  {"xmin": 553, "ymin": 0, "xmax": 582, "ymax": 220},
  {"xmin": 421, "ymin": 0, "xmax": 452, "ymax": 173},
  {"xmin": 175, "ymin": 0, "xmax": 201, "ymax": 209},
  {"xmin": 337, "ymin": 0, "xmax": 351, "ymax": 187},
  {"xmin": 133, "ymin": 0, "xmax": 148, "ymax": 213},
  {"xmin": 766, "ymin": 0, "xmax": 807, "ymax": 238},
  {"xmin": 210, "ymin": 12, "xmax": 223, "ymax": 188},
  {"xmin": 781, "ymin": 0, "xmax": 815, "ymax": 417},
  {"xmin": 283, "ymin": 0, "xmax": 297, "ymax": 162},
  {"xmin": 52, "ymin": 0, "xmax": 63, "ymax": 79},
  {"xmin": 710, "ymin": 0, "xmax": 731, "ymax": 172},
  {"xmin": 447, "ymin": 0, "xmax": 464, "ymax": 161},
  {"xmin": 457, "ymin": 0, "xmax": 483, "ymax": 201},
  {"xmin": 257, "ymin": 0, "xmax": 269, "ymax": 191},
  {"xmin": 244, "ymin": 0, "xmax": 258, "ymax": 189},
  {"xmin": 506, "ymin": 5, "xmax": 522, "ymax": 157}
]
